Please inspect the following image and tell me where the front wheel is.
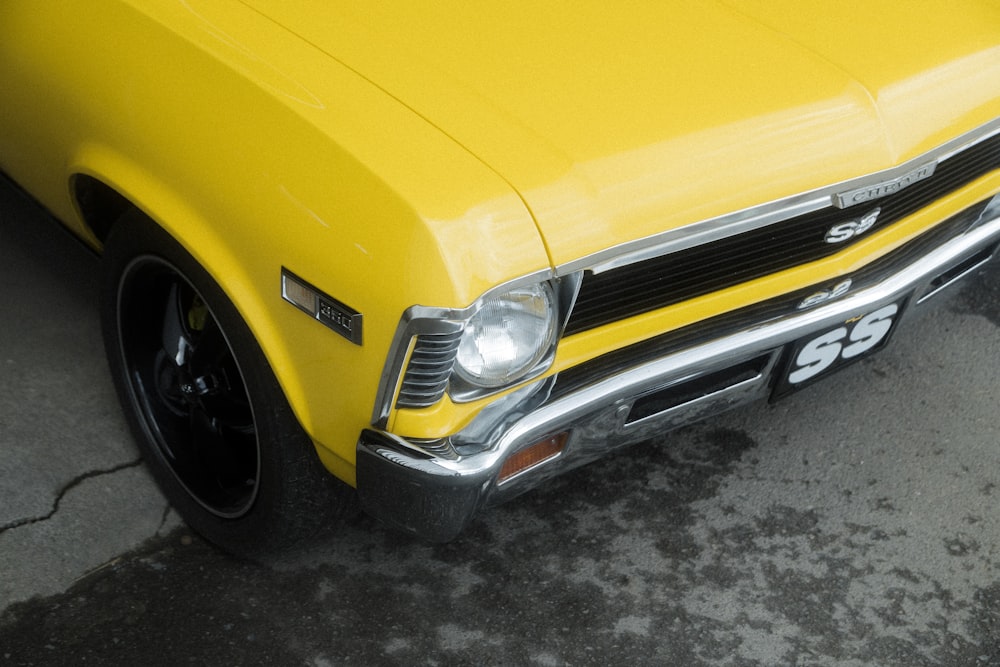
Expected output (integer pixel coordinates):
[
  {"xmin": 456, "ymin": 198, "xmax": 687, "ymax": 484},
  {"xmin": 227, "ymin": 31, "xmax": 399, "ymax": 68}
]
[{"xmin": 100, "ymin": 212, "xmax": 355, "ymax": 557}]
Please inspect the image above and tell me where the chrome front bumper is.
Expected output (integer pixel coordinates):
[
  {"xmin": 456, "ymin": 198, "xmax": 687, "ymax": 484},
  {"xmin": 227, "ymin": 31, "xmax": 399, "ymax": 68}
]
[{"xmin": 357, "ymin": 195, "xmax": 1000, "ymax": 542}]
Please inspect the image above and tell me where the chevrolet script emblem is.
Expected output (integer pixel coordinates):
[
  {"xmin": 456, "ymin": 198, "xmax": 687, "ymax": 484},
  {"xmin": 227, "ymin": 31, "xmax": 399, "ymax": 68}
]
[{"xmin": 833, "ymin": 161, "xmax": 936, "ymax": 208}]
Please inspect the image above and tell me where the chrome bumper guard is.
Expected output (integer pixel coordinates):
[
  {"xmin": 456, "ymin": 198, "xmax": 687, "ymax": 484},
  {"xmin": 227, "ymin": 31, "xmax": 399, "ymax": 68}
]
[{"xmin": 357, "ymin": 196, "xmax": 1000, "ymax": 542}]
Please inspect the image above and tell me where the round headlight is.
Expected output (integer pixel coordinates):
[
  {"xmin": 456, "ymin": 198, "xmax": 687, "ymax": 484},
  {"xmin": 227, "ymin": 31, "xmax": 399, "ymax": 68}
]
[{"xmin": 455, "ymin": 283, "xmax": 557, "ymax": 388}]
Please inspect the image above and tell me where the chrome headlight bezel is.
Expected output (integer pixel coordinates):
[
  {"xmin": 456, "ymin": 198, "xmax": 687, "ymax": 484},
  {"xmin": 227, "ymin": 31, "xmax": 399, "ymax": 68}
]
[
  {"xmin": 451, "ymin": 281, "xmax": 558, "ymax": 390},
  {"xmin": 373, "ymin": 272, "xmax": 582, "ymax": 425}
]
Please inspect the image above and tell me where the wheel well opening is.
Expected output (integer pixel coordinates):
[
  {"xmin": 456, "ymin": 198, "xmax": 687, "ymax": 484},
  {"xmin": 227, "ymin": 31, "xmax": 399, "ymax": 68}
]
[{"xmin": 72, "ymin": 174, "xmax": 136, "ymax": 244}]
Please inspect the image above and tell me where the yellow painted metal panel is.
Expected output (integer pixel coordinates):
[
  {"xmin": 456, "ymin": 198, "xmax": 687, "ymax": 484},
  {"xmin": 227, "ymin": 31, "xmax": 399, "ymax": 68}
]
[{"xmin": 2, "ymin": 0, "xmax": 999, "ymax": 473}]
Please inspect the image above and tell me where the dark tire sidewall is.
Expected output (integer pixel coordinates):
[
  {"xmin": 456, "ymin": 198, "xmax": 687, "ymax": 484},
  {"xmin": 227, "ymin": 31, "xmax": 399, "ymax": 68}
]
[{"xmin": 100, "ymin": 212, "xmax": 351, "ymax": 557}]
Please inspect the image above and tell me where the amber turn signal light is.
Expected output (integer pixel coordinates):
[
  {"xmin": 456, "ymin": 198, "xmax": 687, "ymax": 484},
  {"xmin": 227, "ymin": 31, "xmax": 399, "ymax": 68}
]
[{"xmin": 498, "ymin": 432, "xmax": 569, "ymax": 484}]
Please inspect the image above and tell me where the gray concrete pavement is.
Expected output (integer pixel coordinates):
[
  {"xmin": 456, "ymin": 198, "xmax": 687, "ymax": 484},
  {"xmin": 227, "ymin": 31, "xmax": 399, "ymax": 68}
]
[
  {"xmin": 1, "ymin": 174, "xmax": 998, "ymax": 665},
  {"xmin": 0, "ymin": 178, "xmax": 182, "ymax": 607}
]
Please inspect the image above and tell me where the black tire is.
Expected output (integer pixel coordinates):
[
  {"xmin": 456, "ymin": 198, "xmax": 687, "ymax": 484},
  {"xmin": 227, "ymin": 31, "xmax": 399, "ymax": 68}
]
[{"xmin": 100, "ymin": 211, "xmax": 356, "ymax": 558}]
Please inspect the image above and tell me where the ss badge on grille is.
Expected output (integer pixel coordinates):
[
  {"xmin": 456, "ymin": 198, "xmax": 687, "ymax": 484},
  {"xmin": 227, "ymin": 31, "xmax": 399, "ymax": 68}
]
[{"xmin": 825, "ymin": 207, "xmax": 881, "ymax": 244}]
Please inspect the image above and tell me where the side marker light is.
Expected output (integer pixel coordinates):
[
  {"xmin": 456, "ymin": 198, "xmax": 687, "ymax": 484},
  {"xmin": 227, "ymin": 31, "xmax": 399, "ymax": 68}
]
[
  {"xmin": 281, "ymin": 268, "xmax": 363, "ymax": 345},
  {"xmin": 498, "ymin": 432, "xmax": 569, "ymax": 484}
]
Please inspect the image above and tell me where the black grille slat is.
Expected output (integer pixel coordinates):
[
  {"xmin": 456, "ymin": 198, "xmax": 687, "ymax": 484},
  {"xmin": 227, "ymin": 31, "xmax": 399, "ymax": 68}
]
[
  {"xmin": 565, "ymin": 133, "xmax": 1000, "ymax": 335},
  {"xmin": 396, "ymin": 331, "xmax": 463, "ymax": 408}
]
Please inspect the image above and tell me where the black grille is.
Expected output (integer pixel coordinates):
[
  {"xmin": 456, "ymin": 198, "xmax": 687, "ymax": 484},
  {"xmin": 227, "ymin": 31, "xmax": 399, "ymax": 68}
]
[
  {"xmin": 565, "ymin": 132, "xmax": 1000, "ymax": 335},
  {"xmin": 553, "ymin": 199, "xmax": 993, "ymax": 400}
]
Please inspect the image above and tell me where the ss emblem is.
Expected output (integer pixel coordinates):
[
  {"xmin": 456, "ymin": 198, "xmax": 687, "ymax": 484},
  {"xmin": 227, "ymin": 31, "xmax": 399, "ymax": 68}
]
[
  {"xmin": 825, "ymin": 207, "xmax": 881, "ymax": 244},
  {"xmin": 797, "ymin": 278, "xmax": 853, "ymax": 310},
  {"xmin": 787, "ymin": 303, "xmax": 898, "ymax": 385}
]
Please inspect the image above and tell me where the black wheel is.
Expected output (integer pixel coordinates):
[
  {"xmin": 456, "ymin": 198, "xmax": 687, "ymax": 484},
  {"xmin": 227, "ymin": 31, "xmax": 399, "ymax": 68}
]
[{"xmin": 101, "ymin": 211, "xmax": 355, "ymax": 557}]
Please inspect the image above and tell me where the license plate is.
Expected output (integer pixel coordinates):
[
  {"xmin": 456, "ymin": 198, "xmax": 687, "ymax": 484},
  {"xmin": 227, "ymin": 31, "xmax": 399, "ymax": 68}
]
[{"xmin": 774, "ymin": 301, "xmax": 904, "ymax": 397}]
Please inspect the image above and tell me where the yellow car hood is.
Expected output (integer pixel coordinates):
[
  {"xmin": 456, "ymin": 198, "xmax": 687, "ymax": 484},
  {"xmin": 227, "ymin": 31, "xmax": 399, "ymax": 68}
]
[{"xmin": 242, "ymin": 1, "xmax": 1000, "ymax": 267}]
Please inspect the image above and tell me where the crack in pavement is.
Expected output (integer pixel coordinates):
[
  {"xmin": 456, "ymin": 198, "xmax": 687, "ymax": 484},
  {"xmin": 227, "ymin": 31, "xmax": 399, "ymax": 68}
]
[
  {"xmin": 0, "ymin": 459, "xmax": 144, "ymax": 535},
  {"xmin": 154, "ymin": 503, "xmax": 177, "ymax": 536}
]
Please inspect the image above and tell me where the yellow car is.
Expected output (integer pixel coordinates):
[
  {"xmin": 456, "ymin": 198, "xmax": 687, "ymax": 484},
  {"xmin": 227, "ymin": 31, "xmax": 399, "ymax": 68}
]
[{"xmin": 2, "ymin": 2, "xmax": 1000, "ymax": 555}]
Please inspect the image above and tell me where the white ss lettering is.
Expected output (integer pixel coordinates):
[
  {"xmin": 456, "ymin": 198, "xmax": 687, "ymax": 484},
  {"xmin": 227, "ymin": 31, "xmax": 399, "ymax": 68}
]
[
  {"xmin": 841, "ymin": 304, "xmax": 898, "ymax": 359},
  {"xmin": 788, "ymin": 303, "xmax": 899, "ymax": 384},
  {"xmin": 788, "ymin": 327, "xmax": 847, "ymax": 384}
]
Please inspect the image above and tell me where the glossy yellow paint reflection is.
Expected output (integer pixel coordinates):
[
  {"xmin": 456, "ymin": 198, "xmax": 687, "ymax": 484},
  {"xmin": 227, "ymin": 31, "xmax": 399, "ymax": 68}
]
[
  {"xmin": 240, "ymin": 0, "xmax": 1000, "ymax": 268},
  {"xmin": 2, "ymin": 0, "xmax": 999, "ymax": 475}
]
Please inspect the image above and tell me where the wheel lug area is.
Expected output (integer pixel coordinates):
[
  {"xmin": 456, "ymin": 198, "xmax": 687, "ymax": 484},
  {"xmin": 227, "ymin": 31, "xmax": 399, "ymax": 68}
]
[{"xmin": 178, "ymin": 373, "xmax": 220, "ymax": 401}]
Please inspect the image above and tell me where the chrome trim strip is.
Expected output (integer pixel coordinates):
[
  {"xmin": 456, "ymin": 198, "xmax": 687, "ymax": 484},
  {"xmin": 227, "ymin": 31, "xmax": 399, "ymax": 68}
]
[
  {"xmin": 562, "ymin": 193, "xmax": 829, "ymax": 276},
  {"xmin": 358, "ymin": 197, "xmax": 1000, "ymax": 541},
  {"xmin": 559, "ymin": 116, "xmax": 1000, "ymax": 277}
]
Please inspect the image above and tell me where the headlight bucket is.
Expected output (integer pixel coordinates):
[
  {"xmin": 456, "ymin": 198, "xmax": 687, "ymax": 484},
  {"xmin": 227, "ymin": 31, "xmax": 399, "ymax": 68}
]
[{"xmin": 454, "ymin": 282, "xmax": 557, "ymax": 388}]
